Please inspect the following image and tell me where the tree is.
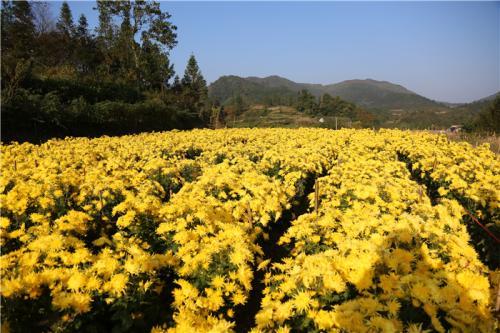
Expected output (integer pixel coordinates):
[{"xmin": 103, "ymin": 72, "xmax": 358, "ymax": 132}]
[
  {"xmin": 75, "ymin": 14, "xmax": 89, "ymax": 38},
  {"xmin": 233, "ymin": 94, "xmax": 245, "ymax": 116},
  {"xmin": 94, "ymin": 0, "xmax": 177, "ymax": 85},
  {"xmin": 32, "ymin": 1, "xmax": 55, "ymax": 35},
  {"xmin": 95, "ymin": 0, "xmax": 114, "ymax": 45},
  {"xmin": 54, "ymin": 1, "xmax": 76, "ymax": 71},
  {"xmin": 5, "ymin": 0, "xmax": 36, "ymax": 60},
  {"xmin": 1, "ymin": 0, "xmax": 35, "ymax": 97},
  {"xmin": 475, "ymin": 96, "xmax": 500, "ymax": 132},
  {"xmin": 182, "ymin": 55, "xmax": 206, "ymax": 87},
  {"xmin": 56, "ymin": 1, "xmax": 74, "ymax": 37},
  {"xmin": 319, "ymin": 93, "xmax": 333, "ymax": 114},
  {"xmin": 1, "ymin": 1, "xmax": 15, "ymax": 56},
  {"xmin": 318, "ymin": 93, "xmax": 357, "ymax": 117},
  {"xmin": 1, "ymin": 0, "xmax": 212, "ymax": 143},
  {"xmin": 74, "ymin": 14, "xmax": 99, "ymax": 75},
  {"xmin": 296, "ymin": 89, "xmax": 317, "ymax": 114},
  {"xmin": 139, "ymin": 40, "xmax": 174, "ymax": 90},
  {"xmin": 181, "ymin": 54, "xmax": 208, "ymax": 118}
]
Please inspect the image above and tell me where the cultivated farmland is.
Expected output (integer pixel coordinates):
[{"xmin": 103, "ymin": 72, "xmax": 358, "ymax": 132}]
[{"xmin": 1, "ymin": 129, "xmax": 498, "ymax": 332}]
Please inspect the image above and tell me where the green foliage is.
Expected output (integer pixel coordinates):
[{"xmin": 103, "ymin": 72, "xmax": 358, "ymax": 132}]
[
  {"xmin": 56, "ymin": 1, "xmax": 75, "ymax": 37},
  {"xmin": 318, "ymin": 93, "xmax": 356, "ymax": 117},
  {"xmin": 208, "ymin": 75, "xmax": 297, "ymax": 108},
  {"xmin": 181, "ymin": 54, "xmax": 209, "ymax": 119},
  {"xmin": 1, "ymin": 0, "xmax": 210, "ymax": 143},
  {"xmin": 295, "ymin": 89, "xmax": 317, "ymax": 113},
  {"xmin": 208, "ymin": 75, "xmax": 496, "ymax": 129},
  {"xmin": 93, "ymin": 0, "xmax": 177, "ymax": 88},
  {"xmin": 208, "ymin": 75, "xmax": 442, "ymax": 111},
  {"xmin": 472, "ymin": 96, "xmax": 500, "ymax": 132},
  {"xmin": 398, "ymin": 152, "xmax": 500, "ymax": 269}
]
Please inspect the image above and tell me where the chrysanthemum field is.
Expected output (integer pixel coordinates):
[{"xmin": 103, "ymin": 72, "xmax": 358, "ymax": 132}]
[{"xmin": 1, "ymin": 129, "xmax": 499, "ymax": 332}]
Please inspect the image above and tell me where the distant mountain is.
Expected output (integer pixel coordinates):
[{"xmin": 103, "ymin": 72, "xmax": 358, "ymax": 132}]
[
  {"xmin": 208, "ymin": 75, "xmax": 297, "ymax": 106},
  {"xmin": 324, "ymin": 79, "xmax": 438, "ymax": 109},
  {"xmin": 209, "ymin": 75, "xmax": 442, "ymax": 110},
  {"xmin": 476, "ymin": 91, "xmax": 500, "ymax": 102}
]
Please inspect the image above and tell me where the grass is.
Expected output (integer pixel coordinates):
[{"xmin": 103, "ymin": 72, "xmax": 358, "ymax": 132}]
[
  {"xmin": 444, "ymin": 132, "xmax": 500, "ymax": 154},
  {"xmin": 228, "ymin": 105, "xmax": 356, "ymax": 129}
]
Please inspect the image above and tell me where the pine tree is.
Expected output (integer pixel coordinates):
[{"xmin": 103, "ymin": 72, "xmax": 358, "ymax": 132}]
[
  {"xmin": 56, "ymin": 1, "xmax": 74, "ymax": 37},
  {"xmin": 181, "ymin": 54, "xmax": 208, "ymax": 118},
  {"xmin": 54, "ymin": 1, "xmax": 76, "ymax": 70},
  {"xmin": 182, "ymin": 55, "xmax": 206, "ymax": 87},
  {"xmin": 75, "ymin": 14, "xmax": 89, "ymax": 38},
  {"xmin": 172, "ymin": 75, "xmax": 181, "ymax": 91},
  {"xmin": 8, "ymin": 0, "xmax": 36, "ymax": 59},
  {"xmin": 74, "ymin": 14, "xmax": 98, "ymax": 75},
  {"xmin": 1, "ymin": 0, "xmax": 35, "ymax": 103}
]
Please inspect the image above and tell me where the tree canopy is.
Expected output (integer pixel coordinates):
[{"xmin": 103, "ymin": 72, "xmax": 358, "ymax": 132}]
[{"xmin": 1, "ymin": 0, "xmax": 209, "ymax": 143}]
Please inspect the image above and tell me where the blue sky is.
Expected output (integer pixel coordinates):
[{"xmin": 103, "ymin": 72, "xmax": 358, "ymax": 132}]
[{"xmin": 49, "ymin": 1, "xmax": 499, "ymax": 103}]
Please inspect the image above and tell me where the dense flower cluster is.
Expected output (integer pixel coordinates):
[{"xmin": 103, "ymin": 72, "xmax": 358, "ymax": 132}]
[
  {"xmin": 393, "ymin": 132, "xmax": 500, "ymax": 267},
  {"xmin": 254, "ymin": 132, "xmax": 497, "ymax": 332},
  {"xmin": 1, "ymin": 129, "xmax": 498, "ymax": 332}
]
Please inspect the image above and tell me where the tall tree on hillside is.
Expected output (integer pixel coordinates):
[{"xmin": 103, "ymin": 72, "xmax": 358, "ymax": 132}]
[
  {"xmin": 32, "ymin": 2, "xmax": 65, "ymax": 71},
  {"xmin": 172, "ymin": 75, "xmax": 181, "ymax": 92},
  {"xmin": 139, "ymin": 39, "xmax": 175, "ymax": 90},
  {"xmin": 1, "ymin": 1, "xmax": 15, "ymax": 55},
  {"xmin": 114, "ymin": 5, "xmax": 136, "ymax": 82},
  {"xmin": 318, "ymin": 93, "xmax": 357, "ymax": 117},
  {"xmin": 296, "ymin": 89, "xmax": 317, "ymax": 114},
  {"xmin": 75, "ymin": 13, "xmax": 88, "ymax": 38},
  {"xmin": 56, "ymin": 1, "xmax": 74, "ymax": 37},
  {"xmin": 94, "ymin": 1, "xmax": 115, "ymax": 77},
  {"xmin": 1, "ymin": 0, "xmax": 35, "ymax": 102},
  {"xmin": 94, "ymin": 0, "xmax": 177, "ymax": 86},
  {"xmin": 5, "ymin": 0, "xmax": 35, "ymax": 60},
  {"xmin": 74, "ymin": 14, "xmax": 99, "ymax": 75},
  {"xmin": 95, "ymin": 0, "xmax": 114, "ymax": 44},
  {"xmin": 32, "ymin": 1, "xmax": 55, "ymax": 35},
  {"xmin": 55, "ymin": 1, "xmax": 75, "ymax": 70},
  {"xmin": 182, "ymin": 54, "xmax": 208, "ymax": 118},
  {"xmin": 319, "ymin": 93, "xmax": 334, "ymax": 112},
  {"xmin": 475, "ymin": 96, "xmax": 500, "ymax": 132}
]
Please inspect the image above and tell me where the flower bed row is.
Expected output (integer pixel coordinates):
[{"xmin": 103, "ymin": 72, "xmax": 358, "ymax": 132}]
[
  {"xmin": 254, "ymin": 132, "xmax": 495, "ymax": 332},
  {"xmin": 1, "ymin": 128, "xmax": 340, "ymax": 332},
  {"xmin": 392, "ymin": 131, "xmax": 499, "ymax": 268}
]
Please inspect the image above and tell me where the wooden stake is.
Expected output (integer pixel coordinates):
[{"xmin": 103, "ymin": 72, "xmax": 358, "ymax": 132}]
[
  {"xmin": 247, "ymin": 202, "xmax": 253, "ymax": 224},
  {"xmin": 314, "ymin": 179, "xmax": 319, "ymax": 217},
  {"xmin": 496, "ymin": 282, "xmax": 500, "ymax": 313}
]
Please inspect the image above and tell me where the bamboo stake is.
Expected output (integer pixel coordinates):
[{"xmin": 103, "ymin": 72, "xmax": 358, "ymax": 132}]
[
  {"xmin": 314, "ymin": 179, "xmax": 319, "ymax": 219},
  {"xmin": 247, "ymin": 202, "xmax": 253, "ymax": 224},
  {"xmin": 417, "ymin": 185, "xmax": 423, "ymax": 203},
  {"xmin": 496, "ymin": 282, "xmax": 500, "ymax": 313}
]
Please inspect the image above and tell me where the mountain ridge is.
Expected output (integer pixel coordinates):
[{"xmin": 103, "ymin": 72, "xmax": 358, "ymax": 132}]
[
  {"xmin": 209, "ymin": 75, "xmax": 441, "ymax": 110},
  {"xmin": 209, "ymin": 74, "xmax": 499, "ymax": 108}
]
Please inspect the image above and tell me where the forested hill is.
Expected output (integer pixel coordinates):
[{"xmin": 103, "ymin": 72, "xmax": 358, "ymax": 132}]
[
  {"xmin": 1, "ymin": 1, "xmax": 210, "ymax": 143},
  {"xmin": 209, "ymin": 75, "xmax": 442, "ymax": 110}
]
